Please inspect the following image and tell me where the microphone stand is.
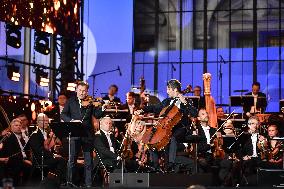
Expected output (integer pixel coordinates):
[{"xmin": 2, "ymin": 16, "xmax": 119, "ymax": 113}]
[
  {"xmin": 218, "ymin": 55, "xmax": 226, "ymax": 105},
  {"xmin": 89, "ymin": 67, "xmax": 121, "ymax": 97}
]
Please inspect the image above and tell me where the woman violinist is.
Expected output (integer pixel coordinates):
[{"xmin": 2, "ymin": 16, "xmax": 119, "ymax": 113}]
[{"xmin": 259, "ymin": 124, "xmax": 283, "ymax": 169}]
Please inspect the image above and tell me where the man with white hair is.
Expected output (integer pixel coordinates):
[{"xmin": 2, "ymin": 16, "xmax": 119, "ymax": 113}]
[
  {"xmin": 0, "ymin": 118, "xmax": 32, "ymax": 186},
  {"xmin": 94, "ymin": 116, "xmax": 120, "ymax": 167},
  {"xmin": 28, "ymin": 113, "xmax": 66, "ymax": 183}
]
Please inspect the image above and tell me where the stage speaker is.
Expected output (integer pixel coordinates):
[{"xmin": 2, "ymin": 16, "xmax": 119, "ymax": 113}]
[
  {"xmin": 257, "ymin": 168, "xmax": 284, "ymax": 186},
  {"xmin": 109, "ymin": 173, "xmax": 213, "ymax": 188},
  {"xmin": 109, "ymin": 173, "xmax": 124, "ymax": 188},
  {"xmin": 126, "ymin": 173, "xmax": 149, "ymax": 187}
]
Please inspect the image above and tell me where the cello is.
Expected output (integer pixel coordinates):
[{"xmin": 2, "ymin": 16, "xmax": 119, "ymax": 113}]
[{"xmin": 141, "ymin": 99, "xmax": 182, "ymax": 151}]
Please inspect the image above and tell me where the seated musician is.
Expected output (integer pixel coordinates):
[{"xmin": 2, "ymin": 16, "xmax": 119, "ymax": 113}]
[
  {"xmin": 259, "ymin": 124, "xmax": 283, "ymax": 169},
  {"xmin": 194, "ymin": 109, "xmax": 218, "ymax": 173},
  {"xmin": 17, "ymin": 113, "xmax": 32, "ymax": 141},
  {"xmin": 28, "ymin": 113, "xmax": 66, "ymax": 183},
  {"xmin": 0, "ymin": 118, "xmax": 32, "ymax": 186},
  {"xmin": 240, "ymin": 116, "xmax": 267, "ymax": 185},
  {"xmin": 218, "ymin": 120, "xmax": 242, "ymax": 186},
  {"xmin": 244, "ymin": 82, "xmax": 267, "ymax": 116},
  {"xmin": 94, "ymin": 116, "xmax": 121, "ymax": 168},
  {"xmin": 193, "ymin": 85, "xmax": 206, "ymax": 109},
  {"xmin": 102, "ymin": 84, "xmax": 121, "ymax": 103},
  {"xmin": 120, "ymin": 92, "xmax": 140, "ymax": 118},
  {"xmin": 136, "ymin": 79, "xmax": 197, "ymax": 171}
]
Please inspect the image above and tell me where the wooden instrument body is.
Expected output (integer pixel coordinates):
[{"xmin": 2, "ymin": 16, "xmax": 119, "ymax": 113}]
[{"xmin": 141, "ymin": 105, "xmax": 182, "ymax": 151}]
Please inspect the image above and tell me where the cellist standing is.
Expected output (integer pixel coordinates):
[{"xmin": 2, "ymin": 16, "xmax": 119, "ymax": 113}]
[{"xmin": 135, "ymin": 79, "xmax": 197, "ymax": 172}]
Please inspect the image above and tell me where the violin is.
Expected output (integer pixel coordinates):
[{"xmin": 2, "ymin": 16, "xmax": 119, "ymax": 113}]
[
  {"xmin": 213, "ymin": 134, "xmax": 225, "ymax": 159},
  {"xmin": 136, "ymin": 143, "xmax": 148, "ymax": 166},
  {"xmin": 81, "ymin": 96, "xmax": 103, "ymax": 107},
  {"xmin": 120, "ymin": 132, "xmax": 134, "ymax": 160},
  {"xmin": 44, "ymin": 129, "xmax": 61, "ymax": 151},
  {"xmin": 267, "ymin": 140, "xmax": 283, "ymax": 161},
  {"xmin": 257, "ymin": 135, "xmax": 268, "ymax": 160}
]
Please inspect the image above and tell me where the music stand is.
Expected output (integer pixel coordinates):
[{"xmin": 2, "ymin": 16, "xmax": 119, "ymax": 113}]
[
  {"xmin": 230, "ymin": 95, "xmax": 254, "ymax": 118},
  {"xmin": 222, "ymin": 136, "xmax": 237, "ymax": 153},
  {"xmin": 185, "ymin": 96, "xmax": 200, "ymax": 109},
  {"xmin": 50, "ymin": 122, "xmax": 87, "ymax": 187}
]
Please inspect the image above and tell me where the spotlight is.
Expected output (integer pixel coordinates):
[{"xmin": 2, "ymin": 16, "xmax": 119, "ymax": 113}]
[
  {"xmin": 7, "ymin": 64, "xmax": 20, "ymax": 82},
  {"xmin": 34, "ymin": 31, "xmax": 50, "ymax": 55},
  {"xmin": 6, "ymin": 23, "xmax": 22, "ymax": 49},
  {"xmin": 35, "ymin": 67, "xmax": 49, "ymax": 87},
  {"xmin": 67, "ymin": 82, "xmax": 76, "ymax": 91}
]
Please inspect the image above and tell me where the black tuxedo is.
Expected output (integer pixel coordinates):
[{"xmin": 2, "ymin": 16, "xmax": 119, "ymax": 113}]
[
  {"xmin": 195, "ymin": 125, "xmax": 216, "ymax": 155},
  {"xmin": 198, "ymin": 96, "xmax": 206, "ymax": 109},
  {"xmin": 60, "ymin": 95, "xmax": 96, "ymax": 185},
  {"xmin": 28, "ymin": 129, "xmax": 66, "ymax": 181},
  {"xmin": 243, "ymin": 92, "xmax": 267, "ymax": 113},
  {"xmin": 0, "ymin": 133, "xmax": 31, "ymax": 185},
  {"xmin": 94, "ymin": 130, "xmax": 119, "ymax": 161},
  {"xmin": 61, "ymin": 96, "xmax": 95, "ymax": 138}
]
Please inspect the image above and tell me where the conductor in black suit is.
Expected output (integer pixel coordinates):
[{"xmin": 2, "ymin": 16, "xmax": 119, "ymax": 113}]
[
  {"xmin": 244, "ymin": 82, "xmax": 267, "ymax": 115},
  {"xmin": 61, "ymin": 81, "xmax": 101, "ymax": 187}
]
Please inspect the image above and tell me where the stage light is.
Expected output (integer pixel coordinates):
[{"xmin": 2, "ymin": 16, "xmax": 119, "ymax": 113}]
[
  {"xmin": 6, "ymin": 23, "xmax": 22, "ymax": 49},
  {"xmin": 67, "ymin": 82, "xmax": 76, "ymax": 91},
  {"xmin": 34, "ymin": 31, "xmax": 50, "ymax": 55},
  {"xmin": 35, "ymin": 67, "xmax": 49, "ymax": 87},
  {"xmin": 7, "ymin": 64, "xmax": 20, "ymax": 82}
]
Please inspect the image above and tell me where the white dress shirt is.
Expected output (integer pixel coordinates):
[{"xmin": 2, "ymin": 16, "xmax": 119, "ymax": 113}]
[
  {"xmin": 201, "ymin": 125, "xmax": 212, "ymax": 153},
  {"xmin": 250, "ymin": 92, "xmax": 258, "ymax": 113},
  {"xmin": 128, "ymin": 104, "xmax": 135, "ymax": 115},
  {"xmin": 15, "ymin": 133, "xmax": 27, "ymax": 158},
  {"xmin": 251, "ymin": 133, "xmax": 258, "ymax": 157},
  {"xmin": 101, "ymin": 129, "xmax": 115, "ymax": 153}
]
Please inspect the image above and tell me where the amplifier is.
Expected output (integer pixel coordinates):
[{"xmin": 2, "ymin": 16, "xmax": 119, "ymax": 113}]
[{"xmin": 257, "ymin": 168, "xmax": 284, "ymax": 186}]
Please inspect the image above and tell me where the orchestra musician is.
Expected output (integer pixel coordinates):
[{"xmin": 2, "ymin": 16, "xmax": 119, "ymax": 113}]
[
  {"xmin": 28, "ymin": 113, "xmax": 66, "ymax": 183},
  {"xmin": 135, "ymin": 79, "xmax": 197, "ymax": 171},
  {"xmin": 240, "ymin": 116, "xmax": 267, "ymax": 185},
  {"xmin": 60, "ymin": 81, "xmax": 96, "ymax": 187},
  {"xmin": 244, "ymin": 82, "xmax": 267, "ymax": 116},
  {"xmin": 259, "ymin": 124, "xmax": 283, "ymax": 169},
  {"xmin": 93, "ymin": 116, "xmax": 121, "ymax": 168},
  {"xmin": 45, "ymin": 93, "xmax": 67, "ymax": 122},
  {"xmin": 102, "ymin": 84, "xmax": 121, "ymax": 103},
  {"xmin": 193, "ymin": 85, "xmax": 206, "ymax": 109},
  {"xmin": 17, "ymin": 113, "xmax": 32, "ymax": 142},
  {"xmin": 0, "ymin": 118, "xmax": 32, "ymax": 186},
  {"xmin": 195, "ymin": 109, "xmax": 218, "ymax": 173}
]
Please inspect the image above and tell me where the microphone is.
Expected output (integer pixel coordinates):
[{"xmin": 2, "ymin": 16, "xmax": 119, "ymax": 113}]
[
  {"xmin": 219, "ymin": 55, "xmax": 227, "ymax": 64},
  {"xmin": 118, "ymin": 66, "xmax": 122, "ymax": 76},
  {"xmin": 171, "ymin": 64, "xmax": 176, "ymax": 71}
]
